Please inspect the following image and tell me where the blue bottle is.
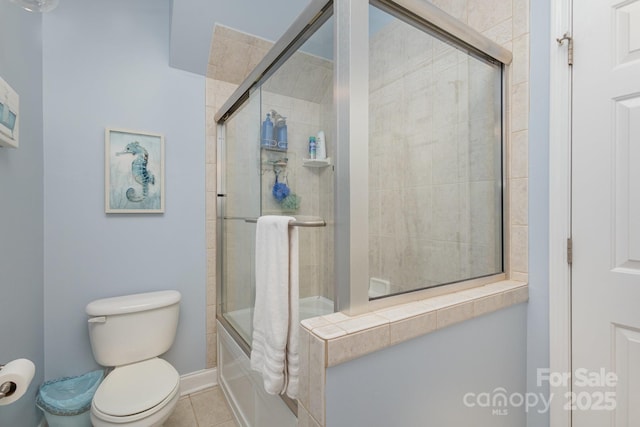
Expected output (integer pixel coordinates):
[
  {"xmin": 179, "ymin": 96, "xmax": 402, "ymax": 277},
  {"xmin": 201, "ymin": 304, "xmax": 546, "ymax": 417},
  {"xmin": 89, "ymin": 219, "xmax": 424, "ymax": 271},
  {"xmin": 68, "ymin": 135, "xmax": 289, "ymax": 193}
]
[
  {"xmin": 276, "ymin": 118, "xmax": 288, "ymax": 150},
  {"xmin": 309, "ymin": 136, "xmax": 317, "ymax": 159},
  {"xmin": 261, "ymin": 113, "xmax": 274, "ymax": 148}
]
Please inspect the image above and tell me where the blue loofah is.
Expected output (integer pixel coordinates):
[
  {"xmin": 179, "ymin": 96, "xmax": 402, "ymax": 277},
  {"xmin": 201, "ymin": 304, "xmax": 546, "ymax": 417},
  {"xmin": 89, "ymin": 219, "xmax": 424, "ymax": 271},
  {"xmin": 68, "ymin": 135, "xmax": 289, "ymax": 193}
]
[{"xmin": 272, "ymin": 182, "xmax": 290, "ymax": 202}]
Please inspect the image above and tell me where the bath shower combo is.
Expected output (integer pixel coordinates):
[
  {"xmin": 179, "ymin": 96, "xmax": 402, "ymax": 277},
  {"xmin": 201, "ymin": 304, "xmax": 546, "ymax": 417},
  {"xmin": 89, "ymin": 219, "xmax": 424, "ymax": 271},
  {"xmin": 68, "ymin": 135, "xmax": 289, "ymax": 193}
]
[{"xmin": 214, "ymin": 0, "xmax": 510, "ymax": 425}]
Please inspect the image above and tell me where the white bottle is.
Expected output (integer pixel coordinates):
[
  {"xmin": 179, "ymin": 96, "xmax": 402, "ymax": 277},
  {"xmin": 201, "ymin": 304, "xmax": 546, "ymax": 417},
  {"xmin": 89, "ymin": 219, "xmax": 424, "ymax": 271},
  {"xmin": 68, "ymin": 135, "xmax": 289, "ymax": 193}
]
[{"xmin": 316, "ymin": 131, "xmax": 327, "ymax": 160}]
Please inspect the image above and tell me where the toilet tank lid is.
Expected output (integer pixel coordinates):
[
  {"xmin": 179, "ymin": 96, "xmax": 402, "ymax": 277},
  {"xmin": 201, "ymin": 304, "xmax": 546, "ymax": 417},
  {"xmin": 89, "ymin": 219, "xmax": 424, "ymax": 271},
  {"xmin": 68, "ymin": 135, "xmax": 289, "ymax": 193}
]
[{"xmin": 86, "ymin": 290, "xmax": 181, "ymax": 316}]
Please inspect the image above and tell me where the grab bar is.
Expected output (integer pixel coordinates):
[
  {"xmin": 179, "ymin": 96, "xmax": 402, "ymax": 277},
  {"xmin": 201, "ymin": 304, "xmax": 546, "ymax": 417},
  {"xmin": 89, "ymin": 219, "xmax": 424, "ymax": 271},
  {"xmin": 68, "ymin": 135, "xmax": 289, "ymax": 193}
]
[{"xmin": 223, "ymin": 216, "xmax": 326, "ymax": 228}]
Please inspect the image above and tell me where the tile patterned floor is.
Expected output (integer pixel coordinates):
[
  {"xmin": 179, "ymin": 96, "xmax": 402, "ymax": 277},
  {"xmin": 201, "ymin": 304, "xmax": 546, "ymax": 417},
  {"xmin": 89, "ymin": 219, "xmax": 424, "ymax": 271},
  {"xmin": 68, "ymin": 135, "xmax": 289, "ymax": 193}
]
[{"xmin": 164, "ymin": 386, "xmax": 240, "ymax": 427}]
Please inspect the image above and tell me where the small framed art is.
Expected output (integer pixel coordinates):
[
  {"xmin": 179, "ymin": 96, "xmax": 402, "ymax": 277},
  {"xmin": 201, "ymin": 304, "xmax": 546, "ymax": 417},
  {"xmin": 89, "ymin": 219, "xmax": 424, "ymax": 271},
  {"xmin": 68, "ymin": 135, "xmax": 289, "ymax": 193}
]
[{"xmin": 105, "ymin": 128, "xmax": 165, "ymax": 213}]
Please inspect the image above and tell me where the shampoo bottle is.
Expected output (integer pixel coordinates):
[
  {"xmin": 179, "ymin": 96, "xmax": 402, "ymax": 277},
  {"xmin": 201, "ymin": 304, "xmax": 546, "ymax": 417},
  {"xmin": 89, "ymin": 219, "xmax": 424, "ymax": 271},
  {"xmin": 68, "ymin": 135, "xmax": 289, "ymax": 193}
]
[
  {"xmin": 316, "ymin": 131, "xmax": 327, "ymax": 160},
  {"xmin": 261, "ymin": 113, "xmax": 274, "ymax": 148},
  {"xmin": 276, "ymin": 117, "xmax": 288, "ymax": 150},
  {"xmin": 308, "ymin": 136, "xmax": 317, "ymax": 159}
]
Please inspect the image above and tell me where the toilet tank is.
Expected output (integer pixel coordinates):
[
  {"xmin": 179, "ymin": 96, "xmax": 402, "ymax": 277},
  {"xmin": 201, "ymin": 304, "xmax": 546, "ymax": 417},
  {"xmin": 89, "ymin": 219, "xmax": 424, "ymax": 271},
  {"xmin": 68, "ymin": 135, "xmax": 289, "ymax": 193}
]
[{"xmin": 86, "ymin": 290, "xmax": 181, "ymax": 367}]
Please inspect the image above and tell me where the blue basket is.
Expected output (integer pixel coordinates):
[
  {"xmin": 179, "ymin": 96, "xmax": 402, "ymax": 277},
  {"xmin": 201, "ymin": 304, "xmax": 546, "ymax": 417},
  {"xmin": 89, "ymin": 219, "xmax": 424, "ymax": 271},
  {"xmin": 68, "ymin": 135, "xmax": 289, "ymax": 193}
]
[{"xmin": 36, "ymin": 370, "xmax": 103, "ymax": 416}]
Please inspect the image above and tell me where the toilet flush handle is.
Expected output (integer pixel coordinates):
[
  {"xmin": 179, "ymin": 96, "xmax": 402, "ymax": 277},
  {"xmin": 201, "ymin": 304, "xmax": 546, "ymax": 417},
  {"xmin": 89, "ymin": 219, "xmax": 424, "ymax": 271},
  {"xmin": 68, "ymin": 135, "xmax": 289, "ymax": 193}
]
[{"xmin": 88, "ymin": 316, "xmax": 106, "ymax": 323}]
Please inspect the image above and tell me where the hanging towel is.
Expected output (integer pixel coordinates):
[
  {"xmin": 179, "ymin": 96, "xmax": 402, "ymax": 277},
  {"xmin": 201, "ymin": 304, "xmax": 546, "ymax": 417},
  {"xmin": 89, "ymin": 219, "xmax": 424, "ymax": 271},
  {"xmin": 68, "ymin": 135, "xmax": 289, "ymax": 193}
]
[{"xmin": 250, "ymin": 215, "xmax": 299, "ymax": 399}]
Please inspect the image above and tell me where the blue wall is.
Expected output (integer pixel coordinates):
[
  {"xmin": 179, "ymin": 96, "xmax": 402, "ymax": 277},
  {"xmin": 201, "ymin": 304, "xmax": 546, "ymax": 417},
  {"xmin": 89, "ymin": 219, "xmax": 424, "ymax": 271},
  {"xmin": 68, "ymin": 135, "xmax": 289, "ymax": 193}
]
[
  {"xmin": 42, "ymin": 0, "xmax": 206, "ymax": 379},
  {"xmin": 326, "ymin": 305, "xmax": 528, "ymax": 427},
  {"xmin": 527, "ymin": 0, "xmax": 551, "ymax": 426},
  {"xmin": 0, "ymin": 3, "xmax": 45, "ymax": 426}
]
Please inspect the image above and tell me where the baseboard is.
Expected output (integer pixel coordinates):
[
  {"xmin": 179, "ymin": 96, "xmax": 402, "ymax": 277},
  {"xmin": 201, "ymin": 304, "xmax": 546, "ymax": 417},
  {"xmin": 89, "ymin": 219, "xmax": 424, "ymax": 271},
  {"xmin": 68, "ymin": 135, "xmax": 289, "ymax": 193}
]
[{"xmin": 180, "ymin": 367, "xmax": 218, "ymax": 396}]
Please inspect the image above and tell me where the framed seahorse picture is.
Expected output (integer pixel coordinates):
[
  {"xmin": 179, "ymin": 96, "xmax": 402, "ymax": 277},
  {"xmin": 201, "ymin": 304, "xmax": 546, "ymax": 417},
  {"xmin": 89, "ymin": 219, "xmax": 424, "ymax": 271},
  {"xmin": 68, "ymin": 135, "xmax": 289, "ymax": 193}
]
[{"xmin": 105, "ymin": 128, "xmax": 165, "ymax": 213}]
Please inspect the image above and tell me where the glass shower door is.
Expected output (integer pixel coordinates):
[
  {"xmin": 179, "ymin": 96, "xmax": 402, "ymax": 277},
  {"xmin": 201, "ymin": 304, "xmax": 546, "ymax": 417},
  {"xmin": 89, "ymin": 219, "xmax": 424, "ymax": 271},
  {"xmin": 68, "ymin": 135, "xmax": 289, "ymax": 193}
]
[
  {"xmin": 218, "ymin": 11, "xmax": 336, "ymax": 348},
  {"xmin": 220, "ymin": 89, "xmax": 261, "ymax": 345},
  {"xmin": 258, "ymin": 15, "xmax": 336, "ymax": 316}
]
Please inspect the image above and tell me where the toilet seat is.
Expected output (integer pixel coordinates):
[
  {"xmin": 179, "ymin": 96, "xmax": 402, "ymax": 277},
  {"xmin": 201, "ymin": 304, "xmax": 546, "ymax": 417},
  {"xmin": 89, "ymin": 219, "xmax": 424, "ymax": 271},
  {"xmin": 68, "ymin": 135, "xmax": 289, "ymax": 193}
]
[{"xmin": 92, "ymin": 358, "xmax": 180, "ymax": 423}]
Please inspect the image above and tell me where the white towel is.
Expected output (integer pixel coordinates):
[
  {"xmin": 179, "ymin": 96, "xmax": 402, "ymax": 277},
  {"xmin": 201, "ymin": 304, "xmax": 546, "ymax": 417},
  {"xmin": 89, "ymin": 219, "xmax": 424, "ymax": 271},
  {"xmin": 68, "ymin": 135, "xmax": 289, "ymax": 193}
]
[{"xmin": 250, "ymin": 215, "xmax": 299, "ymax": 399}]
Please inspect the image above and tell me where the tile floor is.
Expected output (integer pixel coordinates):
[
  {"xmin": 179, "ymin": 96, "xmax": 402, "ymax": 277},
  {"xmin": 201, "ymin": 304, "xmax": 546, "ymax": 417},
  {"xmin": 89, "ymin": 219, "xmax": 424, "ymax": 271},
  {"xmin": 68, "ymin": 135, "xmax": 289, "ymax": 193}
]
[{"xmin": 164, "ymin": 386, "xmax": 240, "ymax": 427}]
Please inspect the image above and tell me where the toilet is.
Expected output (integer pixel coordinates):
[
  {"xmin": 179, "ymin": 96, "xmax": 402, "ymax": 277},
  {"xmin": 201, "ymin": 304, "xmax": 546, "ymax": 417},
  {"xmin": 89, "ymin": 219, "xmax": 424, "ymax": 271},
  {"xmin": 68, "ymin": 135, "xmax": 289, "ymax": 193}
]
[{"xmin": 86, "ymin": 290, "xmax": 182, "ymax": 427}]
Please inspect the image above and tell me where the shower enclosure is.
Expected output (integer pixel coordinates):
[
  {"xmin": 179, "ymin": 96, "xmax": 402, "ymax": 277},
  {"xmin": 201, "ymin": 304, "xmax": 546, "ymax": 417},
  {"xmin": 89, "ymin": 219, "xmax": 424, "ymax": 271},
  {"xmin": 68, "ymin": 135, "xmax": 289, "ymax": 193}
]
[{"xmin": 215, "ymin": 0, "xmax": 511, "ymax": 425}]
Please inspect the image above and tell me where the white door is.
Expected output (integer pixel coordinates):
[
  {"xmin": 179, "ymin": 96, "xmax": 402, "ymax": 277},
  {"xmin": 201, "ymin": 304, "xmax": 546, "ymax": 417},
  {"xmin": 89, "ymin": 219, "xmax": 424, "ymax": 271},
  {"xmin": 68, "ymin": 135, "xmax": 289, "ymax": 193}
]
[{"xmin": 572, "ymin": 0, "xmax": 640, "ymax": 426}]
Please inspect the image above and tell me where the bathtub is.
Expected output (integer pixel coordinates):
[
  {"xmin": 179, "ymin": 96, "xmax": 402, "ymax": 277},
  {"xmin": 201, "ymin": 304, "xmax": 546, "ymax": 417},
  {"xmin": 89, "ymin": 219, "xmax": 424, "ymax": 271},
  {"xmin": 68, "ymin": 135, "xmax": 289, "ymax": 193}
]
[
  {"xmin": 218, "ymin": 296, "xmax": 334, "ymax": 427},
  {"xmin": 223, "ymin": 295, "xmax": 333, "ymax": 345}
]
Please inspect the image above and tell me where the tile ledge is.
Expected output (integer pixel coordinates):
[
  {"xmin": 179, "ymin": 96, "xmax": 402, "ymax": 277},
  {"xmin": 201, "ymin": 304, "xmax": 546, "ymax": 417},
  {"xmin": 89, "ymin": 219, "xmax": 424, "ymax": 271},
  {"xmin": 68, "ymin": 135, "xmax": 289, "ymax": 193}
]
[{"xmin": 305, "ymin": 280, "xmax": 528, "ymax": 347}]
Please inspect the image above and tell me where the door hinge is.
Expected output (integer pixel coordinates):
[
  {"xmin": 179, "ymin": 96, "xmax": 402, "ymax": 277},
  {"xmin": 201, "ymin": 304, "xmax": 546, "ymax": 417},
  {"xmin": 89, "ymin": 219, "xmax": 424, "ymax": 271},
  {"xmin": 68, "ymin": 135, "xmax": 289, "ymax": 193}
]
[
  {"xmin": 567, "ymin": 237, "xmax": 573, "ymax": 265},
  {"xmin": 557, "ymin": 33, "xmax": 574, "ymax": 66}
]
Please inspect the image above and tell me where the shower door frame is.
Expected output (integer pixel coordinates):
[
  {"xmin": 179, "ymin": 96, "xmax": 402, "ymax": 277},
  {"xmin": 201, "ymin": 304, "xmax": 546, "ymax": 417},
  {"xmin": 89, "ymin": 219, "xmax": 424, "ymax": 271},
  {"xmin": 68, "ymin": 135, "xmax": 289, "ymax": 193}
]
[{"xmin": 216, "ymin": 0, "xmax": 514, "ymax": 324}]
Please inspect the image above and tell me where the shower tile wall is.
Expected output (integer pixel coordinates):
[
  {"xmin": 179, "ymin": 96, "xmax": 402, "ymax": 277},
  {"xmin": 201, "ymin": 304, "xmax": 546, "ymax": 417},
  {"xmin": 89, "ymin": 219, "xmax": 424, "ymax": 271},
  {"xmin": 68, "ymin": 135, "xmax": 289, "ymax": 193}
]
[
  {"xmin": 432, "ymin": 0, "xmax": 530, "ymax": 285},
  {"xmin": 368, "ymin": 20, "xmax": 499, "ymax": 293},
  {"xmin": 206, "ymin": 75, "xmax": 238, "ymax": 368},
  {"xmin": 205, "ymin": 77, "xmax": 235, "ymax": 368}
]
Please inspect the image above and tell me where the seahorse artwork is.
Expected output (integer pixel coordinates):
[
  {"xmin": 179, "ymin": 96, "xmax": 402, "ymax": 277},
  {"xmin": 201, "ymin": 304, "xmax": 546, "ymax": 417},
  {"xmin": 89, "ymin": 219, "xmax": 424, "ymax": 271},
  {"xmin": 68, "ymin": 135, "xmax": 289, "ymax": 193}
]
[{"xmin": 116, "ymin": 141, "xmax": 155, "ymax": 202}]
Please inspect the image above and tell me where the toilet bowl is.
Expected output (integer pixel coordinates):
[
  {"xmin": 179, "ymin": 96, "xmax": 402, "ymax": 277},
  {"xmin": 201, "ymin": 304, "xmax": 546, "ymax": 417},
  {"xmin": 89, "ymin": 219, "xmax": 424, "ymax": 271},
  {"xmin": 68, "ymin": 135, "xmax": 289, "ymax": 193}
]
[
  {"xmin": 90, "ymin": 358, "xmax": 180, "ymax": 427},
  {"xmin": 86, "ymin": 291, "xmax": 182, "ymax": 427}
]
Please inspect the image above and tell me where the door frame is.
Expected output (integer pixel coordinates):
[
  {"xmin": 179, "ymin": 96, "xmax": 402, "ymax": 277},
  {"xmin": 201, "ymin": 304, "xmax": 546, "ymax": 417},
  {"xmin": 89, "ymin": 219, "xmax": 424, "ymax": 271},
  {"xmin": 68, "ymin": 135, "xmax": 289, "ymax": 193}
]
[{"xmin": 548, "ymin": 0, "xmax": 572, "ymax": 426}]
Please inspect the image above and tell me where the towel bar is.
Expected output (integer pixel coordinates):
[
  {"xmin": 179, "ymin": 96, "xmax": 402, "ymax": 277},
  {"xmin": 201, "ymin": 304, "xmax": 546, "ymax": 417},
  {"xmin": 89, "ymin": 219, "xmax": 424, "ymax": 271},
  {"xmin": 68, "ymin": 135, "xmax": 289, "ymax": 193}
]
[{"xmin": 223, "ymin": 216, "xmax": 326, "ymax": 227}]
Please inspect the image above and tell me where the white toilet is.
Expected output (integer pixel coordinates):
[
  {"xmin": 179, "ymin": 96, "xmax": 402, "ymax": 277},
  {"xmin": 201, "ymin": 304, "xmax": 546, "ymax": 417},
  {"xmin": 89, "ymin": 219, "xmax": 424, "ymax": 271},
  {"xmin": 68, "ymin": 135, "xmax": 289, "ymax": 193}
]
[{"xmin": 86, "ymin": 290, "xmax": 182, "ymax": 427}]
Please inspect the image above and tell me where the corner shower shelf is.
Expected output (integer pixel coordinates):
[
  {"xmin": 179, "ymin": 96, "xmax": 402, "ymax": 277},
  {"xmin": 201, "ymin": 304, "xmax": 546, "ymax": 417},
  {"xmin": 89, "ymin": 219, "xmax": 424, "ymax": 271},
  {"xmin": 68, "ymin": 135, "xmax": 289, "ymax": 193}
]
[
  {"xmin": 262, "ymin": 160, "xmax": 288, "ymax": 167},
  {"xmin": 261, "ymin": 145, "xmax": 288, "ymax": 153},
  {"xmin": 302, "ymin": 157, "xmax": 331, "ymax": 168}
]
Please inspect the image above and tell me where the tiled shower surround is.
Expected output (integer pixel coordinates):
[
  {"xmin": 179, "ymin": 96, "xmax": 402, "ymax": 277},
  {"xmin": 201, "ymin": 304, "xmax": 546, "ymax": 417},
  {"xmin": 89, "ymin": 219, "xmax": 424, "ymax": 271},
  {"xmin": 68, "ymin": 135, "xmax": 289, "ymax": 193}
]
[
  {"xmin": 206, "ymin": 1, "xmax": 530, "ymax": 425},
  {"xmin": 421, "ymin": 0, "xmax": 530, "ymax": 282},
  {"xmin": 368, "ymin": 15, "xmax": 503, "ymax": 294}
]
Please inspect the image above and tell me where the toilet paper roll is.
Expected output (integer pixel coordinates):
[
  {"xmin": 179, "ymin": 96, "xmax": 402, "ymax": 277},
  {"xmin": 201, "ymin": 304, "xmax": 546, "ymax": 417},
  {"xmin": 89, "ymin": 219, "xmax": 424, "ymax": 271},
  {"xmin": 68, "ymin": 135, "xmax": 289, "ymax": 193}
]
[{"xmin": 0, "ymin": 358, "xmax": 35, "ymax": 406}]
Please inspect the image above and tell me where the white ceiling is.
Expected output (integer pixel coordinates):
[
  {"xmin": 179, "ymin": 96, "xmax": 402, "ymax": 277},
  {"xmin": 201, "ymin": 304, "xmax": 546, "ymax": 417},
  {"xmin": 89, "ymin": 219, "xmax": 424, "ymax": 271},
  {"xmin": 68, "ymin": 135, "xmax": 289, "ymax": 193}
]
[{"xmin": 169, "ymin": 0, "xmax": 312, "ymax": 75}]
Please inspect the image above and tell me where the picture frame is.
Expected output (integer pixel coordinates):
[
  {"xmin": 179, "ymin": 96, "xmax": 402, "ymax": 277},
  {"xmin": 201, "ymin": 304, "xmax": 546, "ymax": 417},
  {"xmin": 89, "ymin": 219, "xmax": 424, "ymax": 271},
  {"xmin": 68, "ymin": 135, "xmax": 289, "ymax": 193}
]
[
  {"xmin": 0, "ymin": 75, "xmax": 19, "ymax": 149},
  {"xmin": 105, "ymin": 128, "xmax": 165, "ymax": 213}
]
